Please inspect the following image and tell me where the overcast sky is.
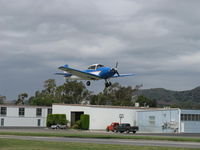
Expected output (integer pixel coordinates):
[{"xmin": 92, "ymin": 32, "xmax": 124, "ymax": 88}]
[{"xmin": 1, "ymin": 0, "xmax": 200, "ymax": 100}]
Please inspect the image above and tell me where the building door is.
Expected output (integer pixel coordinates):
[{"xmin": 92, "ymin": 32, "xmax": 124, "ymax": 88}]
[
  {"xmin": 37, "ymin": 119, "xmax": 41, "ymax": 127},
  {"xmin": 181, "ymin": 122, "xmax": 184, "ymax": 133},
  {"xmin": 1, "ymin": 118, "xmax": 4, "ymax": 126},
  {"xmin": 71, "ymin": 111, "xmax": 84, "ymax": 126}
]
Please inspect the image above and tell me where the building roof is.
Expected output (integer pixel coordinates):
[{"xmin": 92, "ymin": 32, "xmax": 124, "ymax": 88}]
[
  {"xmin": 0, "ymin": 104, "xmax": 51, "ymax": 108},
  {"xmin": 52, "ymin": 103, "xmax": 165, "ymax": 110}
]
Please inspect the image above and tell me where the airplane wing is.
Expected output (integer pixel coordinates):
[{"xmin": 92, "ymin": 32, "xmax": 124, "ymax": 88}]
[
  {"xmin": 58, "ymin": 65, "xmax": 102, "ymax": 80},
  {"xmin": 110, "ymin": 73, "xmax": 136, "ymax": 78}
]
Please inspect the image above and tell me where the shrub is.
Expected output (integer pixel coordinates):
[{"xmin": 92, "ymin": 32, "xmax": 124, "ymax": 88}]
[
  {"xmin": 80, "ymin": 114, "xmax": 90, "ymax": 130},
  {"xmin": 46, "ymin": 114, "xmax": 68, "ymax": 127},
  {"xmin": 71, "ymin": 120, "xmax": 81, "ymax": 129}
]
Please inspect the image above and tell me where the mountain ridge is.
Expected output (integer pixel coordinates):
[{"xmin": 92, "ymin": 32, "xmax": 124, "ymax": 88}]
[{"xmin": 138, "ymin": 86, "xmax": 200, "ymax": 108}]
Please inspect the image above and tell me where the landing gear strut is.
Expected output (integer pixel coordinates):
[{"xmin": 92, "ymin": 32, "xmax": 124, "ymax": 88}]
[
  {"xmin": 105, "ymin": 80, "xmax": 112, "ymax": 88},
  {"xmin": 86, "ymin": 81, "xmax": 91, "ymax": 86}
]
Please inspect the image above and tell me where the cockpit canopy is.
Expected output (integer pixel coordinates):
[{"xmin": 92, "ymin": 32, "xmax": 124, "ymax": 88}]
[{"xmin": 88, "ymin": 64, "xmax": 104, "ymax": 70}]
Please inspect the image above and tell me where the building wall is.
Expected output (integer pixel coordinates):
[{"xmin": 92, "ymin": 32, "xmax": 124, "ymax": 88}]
[
  {"xmin": 2, "ymin": 104, "xmax": 200, "ymax": 133},
  {"xmin": 137, "ymin": 109, "xmax": 181, "ymax": 133},
  {"xmin": 88, "ymin": 107, "xmax": 137, "ymax": 130},
  {"xmin": 53, "ymin": 104, "xmax": 140, "ymax": 130},
  {"xmin": 0, "ymin": 105, "xmax": 51, "ymax": 127},
  {"xmin": 180, "ymin": 110, "xmax": 200, "ymax": 133}
]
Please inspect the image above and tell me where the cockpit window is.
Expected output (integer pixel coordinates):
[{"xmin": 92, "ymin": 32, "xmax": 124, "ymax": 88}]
[
  {"xmin": 88, "ymin": 65, "xmax": 96, "ymax": 70},
  {"xmin": 97, "ymin": 64, "xmax": 104, "ymax": 69}
]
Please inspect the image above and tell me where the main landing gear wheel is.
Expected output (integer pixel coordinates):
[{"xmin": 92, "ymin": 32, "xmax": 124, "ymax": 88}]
[
  {"xmin": 86, "ymin": 81, "xmax": 91, "ymax": 86},
  {"xmin": 105, "ymin": 81, "xmax": 112, "ymax": 88}
]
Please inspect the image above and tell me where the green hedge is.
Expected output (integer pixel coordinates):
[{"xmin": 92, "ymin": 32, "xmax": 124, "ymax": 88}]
[
  {"xmin": 46, "ymin": 114, "xmax": 68, "ymax": 127},
  {"xmin": 80, "ymin": 114, "xmax": 90, "ymax": 130}
]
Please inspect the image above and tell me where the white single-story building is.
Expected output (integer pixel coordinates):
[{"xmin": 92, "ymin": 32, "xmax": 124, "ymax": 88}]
[
  {"xmin": 53, "ymin": 104, "xmax": 155, "ymax": 130},
  {"xmin": 0, "ymin": 105, "xmax": 52, "ymax": 127}
]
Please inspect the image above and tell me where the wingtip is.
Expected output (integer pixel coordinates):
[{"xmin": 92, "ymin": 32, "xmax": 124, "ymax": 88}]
[
  {"xmin": 64, "ymin": 64, "xmax": 69, "ymax": 68},
  {"xmin": 58, "ymin": 64, "xmax": 69, "ymax": 69}
]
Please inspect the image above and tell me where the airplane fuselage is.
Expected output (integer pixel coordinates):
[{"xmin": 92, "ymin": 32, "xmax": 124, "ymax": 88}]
[{"xmin": 64, "ymin": 66, "xmax": 115, "ymax": 80}]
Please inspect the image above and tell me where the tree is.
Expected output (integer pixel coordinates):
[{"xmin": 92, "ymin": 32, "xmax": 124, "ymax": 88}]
[
  {"xmin": 55, "ymin": 81, "xmax": 90, "ymax": 104},
  {"xmin": 29, "ymin": 79, "xmax": 58, "ymax": 106},
  {"xmin": 0, "ymin": 96, "xmax": 6, "ymax": 104},
  {"xmin": 15, "ymin": 93, "xmax": 28, "ymax": 105},
  {"xmin": 89, "ymin": 82, "xmax": 136, "ymax": 106},
  {"xmin": 136, "ymin": 95, "xmax": 157, "ymax": 107},
  {"xmin": 44, "ymin": 79, "xmax": 56, "ymax": 95},
  {"xmin": 28, "ymin": 79, "xmax": 90, "ymax": 106}
]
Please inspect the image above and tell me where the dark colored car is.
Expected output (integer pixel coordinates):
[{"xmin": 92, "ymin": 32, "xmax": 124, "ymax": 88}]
[{"xmin": 116, "ymin": 123, "xmax": 139, "ymax": 133}]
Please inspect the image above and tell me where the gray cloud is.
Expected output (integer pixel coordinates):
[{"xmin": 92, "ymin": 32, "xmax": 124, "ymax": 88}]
[{"xmin": 0, "ymin": 0, "xmax": 200, "ymax": 99}]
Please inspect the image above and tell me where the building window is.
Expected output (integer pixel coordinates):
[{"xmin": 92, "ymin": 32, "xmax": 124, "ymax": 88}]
[
  {"xmin": 0, "ymin": 107, "xmax": 7, "ymax": 116},
  {"xmin": 47, "ymin": 108, "xmax": 52, "ymax": 114},
  {"xmin": 181, "ymin": 114, "xmax": 184, "ymax": 121},
  {"xmin": 192, "ymin": 114, "xmax": 195, "ymax": 121},
  {"xmin": 36, "ymin": 108, "xmax": 42, "ymax": 117},
  {"xmin": 181, "ymin": 114, "xmax": 200, "ymax": 121},
  {"xmin": 1, "ymin": 118, "xmax": 4, "ymax": 126},
  {"xmin": 19, "ymin": 108, "xmax": 25, "ymax": 116},
  {"xmin": 195, "ymin": 114, "xmax": 199, "ymax": 121},
  {"xmin": 184, "ymin": 114, "xmax": 188, "ymax": 121},
  {"xmin": 37, "ymin": 119, "xmax": 41, "ymax": 127},
  {"xmin": 149, "ymin": 116, "xmax": 155, "ymax": 125},
  {"xmin": 188, "ymin": 114, "xmax": 191, "ymax": 121}
]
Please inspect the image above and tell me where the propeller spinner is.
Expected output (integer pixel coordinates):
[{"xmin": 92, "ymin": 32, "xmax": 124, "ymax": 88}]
[{"xmin": 111, "ymin": 62, "xmax": 120, "ymax": 76}]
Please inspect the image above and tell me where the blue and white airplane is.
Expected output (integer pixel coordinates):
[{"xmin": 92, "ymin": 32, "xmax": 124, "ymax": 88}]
[{"xmin": 56, "ymin": 63, "xmax": 135, "ymax": 88}]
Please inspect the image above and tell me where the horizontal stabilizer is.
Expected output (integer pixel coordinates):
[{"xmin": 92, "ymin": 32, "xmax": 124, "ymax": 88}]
[
  {"xmin": 111, "ymin": 73, "xmax": 136, "ymax": 78},
  {"xmin": 55, "ymin": 72, "xmax": 72, "ymax": 77},
  {"xmin": 55, "ymin": 73, "xmax": 66, "ymax": 75}
]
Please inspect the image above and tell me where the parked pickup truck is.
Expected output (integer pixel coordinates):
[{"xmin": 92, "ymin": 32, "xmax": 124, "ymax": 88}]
[
  {"xmin": 106, "ymin": 122, "xmax": 119, "ymax": 132},
  {"xmin": 115, "ymin": 123, "xmax": 139, "ymax": 133}
]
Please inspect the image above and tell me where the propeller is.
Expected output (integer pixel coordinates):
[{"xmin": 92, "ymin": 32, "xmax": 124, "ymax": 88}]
[
  {"xmin": 115, "ymin": 61, "xmax": 118, "ymax": 68},
  {"xmin": 111, "ymin": 62, "xmax": 120, "ymax": 76}
]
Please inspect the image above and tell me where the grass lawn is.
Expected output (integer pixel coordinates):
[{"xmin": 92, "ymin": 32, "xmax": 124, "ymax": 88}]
[
  {"xmin": 0, "ymin": 131, "xmax": 200, "ymax": 142},
  {"xmin": 0, "ymin": 138, "xmax": 199, "ymax": 150}
]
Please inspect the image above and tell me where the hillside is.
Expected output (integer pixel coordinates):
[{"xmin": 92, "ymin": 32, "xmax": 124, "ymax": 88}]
[{"xmin": 137, "ymin": 86, "xmax": 200, "ymax": 108}]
